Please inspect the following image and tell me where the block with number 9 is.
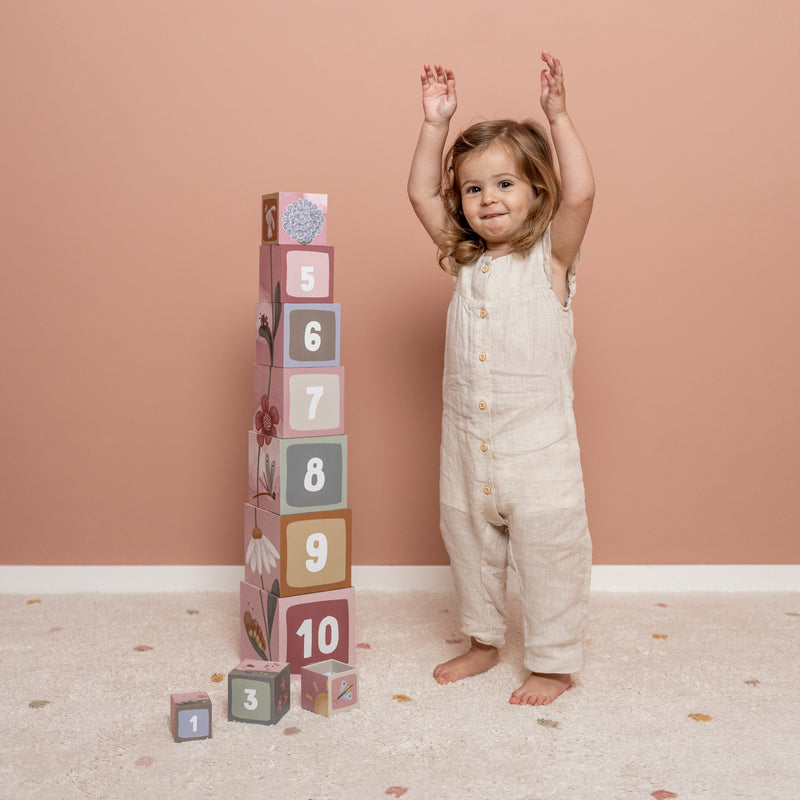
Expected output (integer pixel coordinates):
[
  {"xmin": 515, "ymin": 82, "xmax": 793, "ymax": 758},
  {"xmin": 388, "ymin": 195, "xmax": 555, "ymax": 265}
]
[
  {"xmin": 240, "ymin": 581, "xmax": 355, "ymax": 675},
  {"xmin": 227, "ymin": 660, "xmax": 291, "ymax": 726},
  {"xmin": 244, "ymin": 504, "xmax": 351, "ymax": 597}
]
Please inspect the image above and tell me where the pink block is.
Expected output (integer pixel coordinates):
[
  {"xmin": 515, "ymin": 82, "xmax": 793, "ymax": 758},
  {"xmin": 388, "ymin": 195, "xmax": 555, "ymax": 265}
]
[
  {"xmin": 243, "ymin": 503, "xmax": 352, "ymax": 597},
  {"xmin": 259, "ymin": 245, "xmax": 334, "ymax": 304},
  {"xmin": 252, "ymin": 365, "xmax": 345, "ymax": 439},
  {"xmin": 240, "ymin": 581, "xmax": 355, "ymax": 675},
  {"xmin": 261, "ymin": 192, "xmax": 328, "ymax": 246},
  {"xmin": 256, "ymin": 302, "xmax": 340, "ymax": 369},
  {"xmin": 301, "ymin": 660, "xmax": 359, "ymax": 716}
]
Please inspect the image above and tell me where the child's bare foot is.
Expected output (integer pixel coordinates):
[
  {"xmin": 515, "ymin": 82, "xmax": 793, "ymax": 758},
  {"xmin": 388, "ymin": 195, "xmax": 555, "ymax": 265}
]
[
  {"xmin": 433, "ymin": 638, "xmax": 499, "ymax": 685},
  {"xmin": 509, "ymin": 672, "xmax": 571, "ymax": 705}
]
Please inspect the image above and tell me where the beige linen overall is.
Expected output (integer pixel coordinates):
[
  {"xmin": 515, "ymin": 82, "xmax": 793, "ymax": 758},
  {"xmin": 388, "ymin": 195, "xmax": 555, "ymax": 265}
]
[{"xmin": 439, "ymin": 226, "xmax": 592, "ymax": 675}]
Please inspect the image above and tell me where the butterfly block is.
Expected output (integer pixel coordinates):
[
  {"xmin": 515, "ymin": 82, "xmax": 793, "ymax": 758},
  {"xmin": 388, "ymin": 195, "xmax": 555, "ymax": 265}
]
[
  {"xmin": 248, "ymin": 431, "xmax": 347, "ymax": 515},
  {"xmin": 253, "ymin": 365, "xmax": 344, "ymax": 439},
  {"xmin": 227, "ymin": 659, "xmax": 291, "ymax": 726},
  {"xmin": 240, "ymin": 581, "xmax": 355, "ymax": 675},
  {"xmin": 262, "ymin": 192, "xmax": 328, "ymax": 246},
  {"xmin": 256, "ymin": 302, "xmax": 340, "ymax": 369},
  {"xmin": 301, "ymin": 659, "xmax": 359, "ymax": 716},
  {"xmin": 260, "ymin": 245, "xmax": 334, "ymax": 305},
  {"xmin": 243, "ymin": 503, "xmax": 352, "ymax": 597},
  {"xmin": 170, "ymin": 691, "xmax": 212, "ymax": 742}
]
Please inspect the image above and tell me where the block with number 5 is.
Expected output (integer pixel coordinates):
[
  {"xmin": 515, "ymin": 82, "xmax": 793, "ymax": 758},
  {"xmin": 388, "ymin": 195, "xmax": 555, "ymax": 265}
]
[
  {"xmin": 240, "ymin": 581, "xmax": 355, "ymax": 675},
  {"xmin": 260, "ymin": 244, "xmax": 334, "ymax": 304},
  {"xmin": 227, "ymin": 659, "xmax": 290, "ymax": 726},
  {"xmin": 249, "ymin": 432, "xmax": 347, "ymax": 515},
  {"xmin": 244, "ymin": 504, "xmax": 351, "ymax": 597},
  {"xmin": 253, "ymin": 365, "xmax": 344, "ymax": 439},
  {"xmin": 256, "ymin": 302, "xmax": 340, "ymax": 369}
]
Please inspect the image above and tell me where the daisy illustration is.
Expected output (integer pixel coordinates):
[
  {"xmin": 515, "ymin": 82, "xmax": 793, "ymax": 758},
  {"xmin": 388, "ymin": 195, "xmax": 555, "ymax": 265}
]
[{"xmin": 246, "ymin": 526, "xmax": 280, "ymax": 576}]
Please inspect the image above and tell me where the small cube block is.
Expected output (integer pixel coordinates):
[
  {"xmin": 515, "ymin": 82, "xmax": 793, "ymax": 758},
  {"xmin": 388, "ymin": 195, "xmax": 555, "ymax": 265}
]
[
  {"xmin": 260, "ymin": 245, "xmax": 334, "ymax": 304},
  {"xmin": 170, "ymin": 691, "xmax": 212, "ymax": 742},
  {"xmin": 248, "ymin": 432, "xmax": 347, "ymax": 515},
  {"xmin": 256, "ymin": 302, "xmax": 340, "ymax": 368},
  {"xmin": 253, "ymin": 365, "xmax": 345, "ymax": 439},
  {"xmin": 240, "ymin": 581, "xmax": 355, "ymax": 675},
  {"xmin": 227, "ymin": 659, "xmax": 291, "ymax": 725},
  {"xmin": 301, "ymin": 660, "xmax": 359, "ymax": 716},
  {"xmin": 262, "ymin": 192, "xmax": 327, "ymax": 245},
  {"xmin": 244, "ymin": 503, "xmax": 352, "ymax": 597}
]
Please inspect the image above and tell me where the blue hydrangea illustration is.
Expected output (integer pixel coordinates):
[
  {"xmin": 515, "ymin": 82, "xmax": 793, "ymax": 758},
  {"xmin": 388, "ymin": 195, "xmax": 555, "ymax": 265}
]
[{"xmin": 282, "ymin": 198, "xmax": 325, "ymax": 245}]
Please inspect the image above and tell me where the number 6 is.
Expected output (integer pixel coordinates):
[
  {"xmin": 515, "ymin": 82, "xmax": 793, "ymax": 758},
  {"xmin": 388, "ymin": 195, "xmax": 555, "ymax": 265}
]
[{"xmin": 304, "ymin": 321, "xmax": 321, "ymax": 352}]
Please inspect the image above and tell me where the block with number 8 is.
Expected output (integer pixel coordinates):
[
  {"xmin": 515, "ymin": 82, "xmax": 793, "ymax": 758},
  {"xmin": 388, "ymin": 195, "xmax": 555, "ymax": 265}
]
[
  {"xmin": 240, "ymin": 581, "xmax": 355, "ymax": 675},
  {"xmin": 244, "ymin": 504, "xmax": 351, "ymax": 597},
  {"xmin": 253, "ymin": 365, "xmax": 344, "ymax": 439},
  {"xmin": 256, "ymin": 302, "xmax": 340, "ymax": 369},
  {"xmin": 227, "ymin": 659, "xmax": 291, "ymax": 726},
  {"xmin": 249, "ymin": 432, "xmax": 347, "ymax": 515}
]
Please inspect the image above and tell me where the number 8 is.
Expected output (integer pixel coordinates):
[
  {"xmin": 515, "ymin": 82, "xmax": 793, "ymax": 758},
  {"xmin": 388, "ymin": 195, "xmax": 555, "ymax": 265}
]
[{"xmin": 304, "ymin": 457, "xmax": 325, "ymax": 492}]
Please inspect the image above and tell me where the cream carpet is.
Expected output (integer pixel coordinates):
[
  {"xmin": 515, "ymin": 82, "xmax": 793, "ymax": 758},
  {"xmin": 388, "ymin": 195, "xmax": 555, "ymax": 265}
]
[{"xmin": 2, "ymin": 589, "xmax": 798, "ymax": 800}]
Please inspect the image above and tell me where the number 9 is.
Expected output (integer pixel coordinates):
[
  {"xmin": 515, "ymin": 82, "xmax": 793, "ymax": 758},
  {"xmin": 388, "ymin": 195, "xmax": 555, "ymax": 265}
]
[{"xmin": 305, "ymin": 532, "xmax": 328, "ymax": 573}]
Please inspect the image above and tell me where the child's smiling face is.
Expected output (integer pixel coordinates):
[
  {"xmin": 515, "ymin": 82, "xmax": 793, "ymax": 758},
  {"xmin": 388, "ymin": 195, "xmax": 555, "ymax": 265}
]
[{"xmin": 457, "ymin": 143, "xmax": 536, "ymax": 256}]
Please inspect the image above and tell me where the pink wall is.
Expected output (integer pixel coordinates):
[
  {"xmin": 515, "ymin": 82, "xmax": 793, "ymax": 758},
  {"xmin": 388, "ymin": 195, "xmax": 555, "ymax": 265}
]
[{"xmin": 1, "ymin": 1, "xmax": 798, "ymax": 567}]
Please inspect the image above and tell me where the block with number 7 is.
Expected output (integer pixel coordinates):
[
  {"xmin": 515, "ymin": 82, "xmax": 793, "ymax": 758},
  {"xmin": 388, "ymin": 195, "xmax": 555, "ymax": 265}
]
[
  {"xmin": 227, "ymin": 660, "xmax": 290, "ymax": 726},
  {"xmin": 240, "ymin": 581, "xmax": 355, "ymax": 675}
]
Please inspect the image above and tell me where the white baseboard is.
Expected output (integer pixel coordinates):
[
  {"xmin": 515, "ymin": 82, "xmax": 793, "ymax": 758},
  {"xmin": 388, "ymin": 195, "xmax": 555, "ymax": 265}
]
[{"xmin": 0, "ymin": 564, "xmax": 797, "ymax": 594}]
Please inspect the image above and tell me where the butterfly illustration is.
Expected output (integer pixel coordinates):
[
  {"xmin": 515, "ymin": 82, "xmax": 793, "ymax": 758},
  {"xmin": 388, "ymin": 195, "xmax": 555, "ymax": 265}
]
[{"xmin": 337, "ymin": 679, "xmax": 353, "ymax": 702}]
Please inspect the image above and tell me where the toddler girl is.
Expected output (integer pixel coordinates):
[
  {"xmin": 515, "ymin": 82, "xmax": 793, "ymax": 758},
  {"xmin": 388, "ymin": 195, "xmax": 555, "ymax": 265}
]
[{"xmin": 408, "ymin": 53, "xmax": 595, "ymax": 706}]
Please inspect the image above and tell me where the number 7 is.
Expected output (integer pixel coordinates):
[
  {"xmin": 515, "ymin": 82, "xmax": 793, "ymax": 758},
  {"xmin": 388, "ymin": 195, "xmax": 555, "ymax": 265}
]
[{"xmin": 306, "ymin": 385, "xmax": 324, "ymax": 420}]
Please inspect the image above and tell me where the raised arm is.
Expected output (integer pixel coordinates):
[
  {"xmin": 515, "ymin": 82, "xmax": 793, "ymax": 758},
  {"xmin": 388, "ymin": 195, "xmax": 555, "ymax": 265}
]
[
  {"xmin": 407, "ymin": 64, "xmax": 457, "ymax": 248},
  {"xmin": 540, "ymin": 52, "xmax": 595, "ymax": 270}
]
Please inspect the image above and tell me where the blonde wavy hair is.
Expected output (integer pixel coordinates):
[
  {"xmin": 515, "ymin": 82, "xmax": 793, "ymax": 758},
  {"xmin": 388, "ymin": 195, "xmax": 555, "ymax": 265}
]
[{"xmin": 439, "ymin": 119, "xmax": 561, "ymax": 274}]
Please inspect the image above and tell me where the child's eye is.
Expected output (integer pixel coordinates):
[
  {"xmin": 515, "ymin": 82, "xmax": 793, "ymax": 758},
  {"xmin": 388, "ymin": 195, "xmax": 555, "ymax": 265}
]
[
  {"xmin": 499, "ymin": 180, "xmax": 513, "ymax": 189},
  {"xmin": 464, "ymin": 186, "xmax": 480, "ymax": 194}
]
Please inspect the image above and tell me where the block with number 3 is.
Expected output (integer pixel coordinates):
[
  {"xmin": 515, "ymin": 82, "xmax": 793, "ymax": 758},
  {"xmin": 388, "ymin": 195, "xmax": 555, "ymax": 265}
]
[
  {"xmin": 240, "ymin": 581, "xmax": 355, "ymax": 675},
  {"xmin": 227, "ymin": 660, "xmax": 291, "ymax": 726}
]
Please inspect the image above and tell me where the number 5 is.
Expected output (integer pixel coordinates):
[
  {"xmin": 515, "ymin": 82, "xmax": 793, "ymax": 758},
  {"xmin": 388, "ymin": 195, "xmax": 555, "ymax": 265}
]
[{"xmin": 300, "ymin": 266, "xmax": 315, "ymax": 291}]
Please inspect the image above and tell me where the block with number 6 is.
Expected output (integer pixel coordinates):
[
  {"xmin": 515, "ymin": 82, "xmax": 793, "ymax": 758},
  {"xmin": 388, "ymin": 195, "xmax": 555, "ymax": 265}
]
[
  {"xmin": 240, "ymin": 581, "xmax": 355, "ymax": 675},
  {"xmin": 256, "ymin": 302, "xmax": 340, "ymax": 369},
  {"xmin": 249, "ymin": 432, "xmax": 347, "ymax": 515},
  {"xmin": 227, "ymin": 660, "xmax": 290, "ymax": 726},
  {"xmin": 170, "ymin": 691, "xmax": 212, "ymax": 742},
  {"xmin": 244, "ymin": 503, "xmax": 351, "ymax": 597}
]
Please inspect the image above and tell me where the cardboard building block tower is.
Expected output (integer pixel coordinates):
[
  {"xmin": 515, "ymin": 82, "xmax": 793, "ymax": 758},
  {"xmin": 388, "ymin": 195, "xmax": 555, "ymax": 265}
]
[{"xmin": 241, "ymin": 192, "xmax": 355, "ymax": 677}]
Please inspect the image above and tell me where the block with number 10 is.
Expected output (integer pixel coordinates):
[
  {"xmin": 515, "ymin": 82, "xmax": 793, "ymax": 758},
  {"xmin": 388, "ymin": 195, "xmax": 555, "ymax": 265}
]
[{"xmin": 240, "ymin": 581, "xmax": 355, "ymax": 675}]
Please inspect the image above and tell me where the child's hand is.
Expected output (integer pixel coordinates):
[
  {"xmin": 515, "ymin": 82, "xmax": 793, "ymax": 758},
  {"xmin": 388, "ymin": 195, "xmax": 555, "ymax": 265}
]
[
  {"xmin": 540, "ymin": 52, "xmax": 567, "ymax": 122},
  {"xmin": 420, "ymin": 64, "xmax": 457, "ymax": 125}
]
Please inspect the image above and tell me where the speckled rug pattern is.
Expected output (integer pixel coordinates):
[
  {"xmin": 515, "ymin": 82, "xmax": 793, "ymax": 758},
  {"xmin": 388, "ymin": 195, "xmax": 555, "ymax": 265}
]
[{"xmin": 2, "ymin": 590, "xmax": 798, "ymax": 800}]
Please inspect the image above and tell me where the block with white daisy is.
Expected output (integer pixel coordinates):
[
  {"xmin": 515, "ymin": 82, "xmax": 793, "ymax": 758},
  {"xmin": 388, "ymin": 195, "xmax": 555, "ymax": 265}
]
[{"xmin": 243, "ymin": 503, "xmax": 351, "ymax": 597}]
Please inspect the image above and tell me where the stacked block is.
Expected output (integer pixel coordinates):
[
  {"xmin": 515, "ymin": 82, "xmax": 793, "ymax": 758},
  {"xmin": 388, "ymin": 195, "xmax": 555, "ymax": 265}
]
[{"xmin": 242, "ymin": 192, "xmax": 355, "ymax": 677}]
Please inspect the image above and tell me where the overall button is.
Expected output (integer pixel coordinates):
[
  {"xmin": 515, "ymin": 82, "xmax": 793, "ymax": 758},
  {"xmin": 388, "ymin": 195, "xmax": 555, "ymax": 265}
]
[
  {"xmin": 478, "ymin": 400, "xmax": 487, "ymax": 410},
  {"xmin": 481, "ymin": 264, "xmax": 489, "ymax": 274},
  {"xmin": 478, "ymin": 352, "xmax": 486, "ymax": 362},
  {"xmin": 480, "ymin": 442, "xmax": 489, "ymax": 452},
  {"xmin": 482, "ymin": 486, "xmax": 492, "ymax": 495},
  {"xmin": 479, "ymin": 309, "xmax": 487, "ymax": 318}
]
